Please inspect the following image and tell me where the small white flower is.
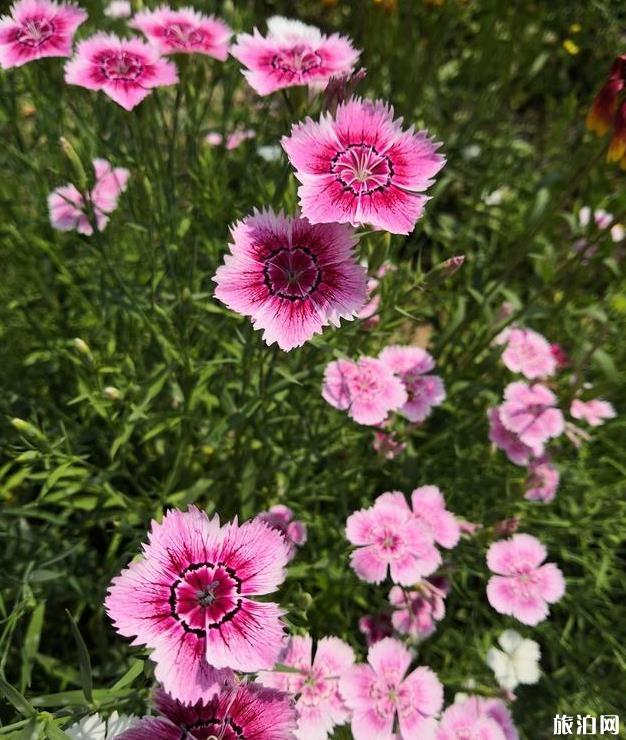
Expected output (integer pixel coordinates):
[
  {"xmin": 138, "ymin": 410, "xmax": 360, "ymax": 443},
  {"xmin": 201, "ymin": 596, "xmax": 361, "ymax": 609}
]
[
  {"xmin": 104, "ymin": 1, "xmax": 132, "ymax": 19},
  {"xmin": 257, "ymin": 145, "xmax": 283, "ymax": 162},
  {"xmin": 486, "ymin": 629, "xmax": 541, "ymax": 691},
  {"xmin": 66, "ymin": 712, "xmax": 137, "ymax": 739}
]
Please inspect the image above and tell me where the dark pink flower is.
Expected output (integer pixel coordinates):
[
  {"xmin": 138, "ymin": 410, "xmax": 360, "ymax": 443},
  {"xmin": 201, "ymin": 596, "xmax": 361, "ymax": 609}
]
[
  {"xmin": 436, "ymin": 696, "xmax": 519, "ymax": 740},
  {"xmin": 0, "ymin": 0, "xmax": 87, "ymax": 69},
  {"xmin": 550, "ymin": 343, "xmax": 569, "ymax": 369},
  {"xmin": 524, "ymin": 456, "xmax": 559, "ymax": 503},
  {"xmin": 372, "ymin": 429, "xmax": 406, "ymax": 460},
  {"xmin": 231, "ymin": 15, "xmax": 360, "ymax": 96},
  {"xmin": 570, "ymin": 398, "xmax": 616, "ymax": 427},
  {"xmin": 131, "ymin": 6, "xmax": 231, "ymax": 60},
  {"xmin": 105, "ymin": 507, "xmax": 290, "ymax": 704},
  {"xmin": 498, "ymin": 382, "xmax": 564, "ymax": 456},
  {"xmin": 282, "ymin": 98, "xmax": 445, "ymax": 235},
  {"xmin": 389, "ymin": 577, "xmax": 449, "ymax": 641},
  {"xmin": 487, "ymin": 406, "xmax": 534, "ymax": 466},
  {"xmin": 213, "ymin": 209, "xmax": 367, "ymax": 351},
  {"xmin": 358, "ymin": 613, "xmax": 394, "ymax": 646},
  {"xmin": 64, "ymin": 33, "xmax": 178, "ymax": 111},
  {"xmin": 257, "ymin": 505, "xmax": 307, "ymax": 562}
]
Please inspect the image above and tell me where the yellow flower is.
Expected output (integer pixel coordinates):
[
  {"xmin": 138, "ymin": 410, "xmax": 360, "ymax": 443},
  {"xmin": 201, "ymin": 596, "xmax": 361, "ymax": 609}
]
[
  {"xmin": 569, "ymin": 23, "xmax": 581, "ymax": 34},
  {"xmin": 563, "ymin": 39, "xmax": 580, "ymax": 55}
]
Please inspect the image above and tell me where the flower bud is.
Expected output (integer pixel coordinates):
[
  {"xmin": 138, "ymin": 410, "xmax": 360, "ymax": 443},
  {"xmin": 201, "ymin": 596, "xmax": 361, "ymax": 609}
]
[
  {"xmin": 103, "ymin": 386, "xmax": 122, "ymax": 401},
  {"xmin": 59, "ymin": 137, "xmax": 88, "ymax": 190},
  {"xmin": 73, "ymin": 337, "xmax": 91, "ymax": 357}
]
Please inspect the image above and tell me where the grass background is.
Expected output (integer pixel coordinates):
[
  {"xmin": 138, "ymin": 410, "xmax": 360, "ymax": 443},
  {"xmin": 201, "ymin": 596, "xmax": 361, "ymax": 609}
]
[{"xmin": 1, "ymin": 0, "xmax": 625, "ymax": 737}]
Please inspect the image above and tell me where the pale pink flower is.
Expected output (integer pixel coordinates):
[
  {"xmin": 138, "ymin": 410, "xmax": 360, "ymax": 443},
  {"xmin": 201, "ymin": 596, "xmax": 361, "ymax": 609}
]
[
  {"xmin": 436, "ymin": 696, "xmax": 519, "ymax": 740},
  {"xmin": 358, "ymin": 613, "xmax": 393, "ymax": 646},
  {"xmin": 499, "ymin": 327, "xmax": 557, "ymax": 379},
  {"xmin": 372, "ymin": 429, "xmax": 406, "ymax": 460},
  {"xmin": 104, "ymin": 1, "xmax": 131, "ymax": 19},
  {"xmin": 213, "ymin": 209, "xmax": 367, "ymax": 352},
  {"xmin": 524, "ymin": 456, "xmax": 559, "ymax": 503},
  {"xmin": 389, "ymin": 576, "xmax": 449, "ymax": 641},
  {"xmin": 340, "ymin": 637, "xmax": 443, "ymax": 739},
  {"xmin": 322, "ymin": 357, "xmax": 407, "ymax": 426},
  {"xmin": 258, "ymin": 634, "xmax": 354, "ymax": 740},
  {"xmin": 231, "ymin": 15, "xmax": 359, "ymax": 96},
  {"xmin": 487, "ymin": 406, "xmax": 534, "ymax": 466},
  {"xmin": 570, "ymin": 398, "xmax": 616, "ymax": 427},
  {"xmin": 357, "ymin": 276, "xmax": 381, "ymax": 328},
  {"xmin": 131, "ymin": 6, "xmax": 231, "ymax": 60},
  {"xmin": 205, "ymin": 128, "xmax": 257, "ymax": 149},
  {"xmin": 282, "ymin": 98, "xmax": 445, "ymax": 235},
  {"xmin": 579, "ymin": 205, "xmax": 624, "ymax": 242},
  {"xmin": 486, "ymin": 533, "xmax": 565, "ymax": 625},
  {"xmin": 105, "ymin": 507, "xmax": 290, "ymax": 703},
  {"xmin": 379, "ymin": 345, "xmax": 446, "ymax": 422},
  {"xmin": 346, "ymin": 496, "xmax": 441, "ymax": 585},
  {"xmin": 64, "ymin": 33, "xmax": 178, "ymax": 111},
  {"xmin": 48, "ymin": 158, "xmax": 129, "ymax": 235},
  {"xmin": 0, "ymin": 0, "xmax": 87, "ymax": 69},
  {"xmin": 118, "ymin": 684, "xmax": 297, "ymax": 740},
  {"xmin": 257, "ymin": 504, "xmax": 307, "ymax": 561},
  {"xmin": 498, "ymin": 382, "xmax": 564, "ymax": 456}
]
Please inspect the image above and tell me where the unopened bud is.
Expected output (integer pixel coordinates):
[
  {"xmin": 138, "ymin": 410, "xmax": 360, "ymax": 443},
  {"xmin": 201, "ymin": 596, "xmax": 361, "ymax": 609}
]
[
  {"xmin": 73, "ymin": 337, "xmax": 91, "ymax": 357},
  {"xmin": 59, "ymin": 137, "xmax": 88, "ymax": 190},
  {"xmin": 494, "ymin": 517, "xmax": 520, "ymax": 537},
  {"xmin": 103, "ymin": 386, "xmax": 122, "ymax": 401},
  {"xmin": 440, "ymin": 254, "xmax": 465, "ymax": 278}
]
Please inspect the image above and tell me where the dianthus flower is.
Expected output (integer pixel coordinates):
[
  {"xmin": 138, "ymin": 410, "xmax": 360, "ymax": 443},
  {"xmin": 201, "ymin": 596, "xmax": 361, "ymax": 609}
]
[
  {"xmin": 256, "ymin": 505, "xmax": 307, "ymax": 562},
  {"xmin": 340, "ymin": 637, "xmax": 443, "ymax": 739},
  {"xmin": 282, "ymin": 98, "xmax": 445, "ymax": 235},
  {"xmin": 104, "ymin": 1, "xmax": 130, "ymax": 19},
  {"xmin": 258, "ymin": 634, "xmax": 354, "ymax": 740},
  {"xmin": 105, "ymin": 507, "xmax": 290, "ymax": 704},
  {"xmin": 64, "ymin": 33, "xmax": 178, "ymax": 111},
  {"xmin": 231, "ymin": 15, "xmax": 359, "ymax": 96},
  {"xmin": 358, "ymin": 613, "xmax": 394, "ymax": 646},
  {"xmin": 436, "ymin": 696, "xmax": 519, "ymax": 740},
  {"xmin": 379, "ymin": 345, "xmax": 446, "ymax": 422},
  {"xmin": 524, "ymin": 456, "xmax": 559, "ymax": 503},
  {"xmin": 213, "ymin": 210, "xmax": 367, "ymax": 351},
  {"xmin": 346, "ymin": 495, "xmax": 441, "ymax": 584},
  {"xmin": 486, "ymin": 533, "xmax": 565, "ymax": 626},
  {"xmin": 496, "ymin": 327, "xmax": 556, "ymax": 379},
  {"xmin": 486, "ymin": 629, "xmax": 541, "ymax": 692},
  {"xmin": 372, "ymin": 429, "xmax": 406, "ymax": 460},
  {"xmin": 117, "ymin": 684, "xmax": 297, "ymax": 740},
  {"xmin": 131, "ymin": 6, "xmax": 231, "ymax": 60},
  {"xmin": 66, "ymin": 712, "xmax": 136, "ymax": 739},
  {"xmin": 0, "ymin": 0, "xmax": 87, "ymax": 69},
  {"xmin": 322, "ymin": 357, "xmax": 407, "ymax": 426},
  {"xmin": 487, "ymin": 407, "xmax": 534, "ymax": 466},
  {"xmin": 48, "ymin": 158, "xmax": 129, "ymax": 235},
  {"xmin": 498, "ymin": 382, "xmax": 564, "ymax": 456},
  {"xmin": 206, "ymin": 127, "xmax": 256, "ymax": 150},
  {"xmin": 570, "ymin": 398, "xmax": 616, "ymax": 427},
  {"xmin": 389, "ymin": 576, "xmax": 449, "ymax": 641}
]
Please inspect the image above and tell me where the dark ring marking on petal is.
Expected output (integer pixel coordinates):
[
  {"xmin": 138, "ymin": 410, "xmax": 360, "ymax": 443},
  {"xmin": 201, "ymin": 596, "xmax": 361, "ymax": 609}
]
[
  {"xmin": 270, "ymin": 48, "xmax": 322, "ymax": 76},
  {"xmin": 262, "ymin": 245, "xmax": 322, "ymax": 302},
  {"xmin": 330, "ymin": 143, "xmax": 395, "ymax": 196}
]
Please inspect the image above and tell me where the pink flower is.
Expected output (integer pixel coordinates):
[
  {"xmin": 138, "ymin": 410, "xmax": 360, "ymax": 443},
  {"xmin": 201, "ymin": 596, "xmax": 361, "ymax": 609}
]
[
  {"xmin": 487, "ymin": 406, "xmax": 534, "ymax": 466},
  {"xmin": 379, "ymin": 345, "xmax": 446, "ymax": 422},
  {"xmin": 48, "ymin": 158, "xmax": 129, "ymax": 235},
  {"xmin": 64, "ymin": 33, "xmax": 178, "ymax": 111},
  {"xmin": 357, "ymin": 276, "xmax": 381, "ymax": 329},
  {"xmin": 0, "ymin": 0, "xmax": 87, "ymax": 69},
  {"xmin": 498, "ymin": 327, "xmax": 557, "ymax": 379},
  {"xmin": 372, "ymin": 429, "xmax": 406, "ymax": 460},
  {"xmin": 377, "ymin": 487, "xmax": 460, "ymax": 549},
  {"xmin": 340, "ymin": 637, "xmax": 443, "ymax": 739},
  {"xmin": 258, "ymin": 634, "xmax": 354, "ymax": 740},
  {"xmin": 436, "ymin": 696, "xmax": 519, "ymax": 740},
  {"xmin": 105, "ymin": 507, "xmax": 290, "ymax": 703},
  {"xmin": 570, "ymin": 398, "xmax": 616, "ymax": 426},
  {"xmin": 524, "ymin": 456, "xmax": 560, "ymax": 503},
  {"xmin": 579, "ymin": 205, "xmax": 624, "ymax": 242},
  {"xmin": 282, "ymin": 98, "xmax": 445, "ymax": 235},
  {"xmin": 231, "ymin": 15, "xmax": 359, "ymax": 96},
  {"xmin": 257, "ymin": 504, "xmax": 307, "ymax": 561},
  {"xmin": 550, "ymin": 343, "xmax": 569, "ymax": 369},
  {"xmin": 213, "ymin": 210, "xmax": 367, "ymax": 352},
  {"xmin": 486, "ymin": 533, "xmax": 565, "ymax": 625},
  {"xmin": 358, "ymin": 613, "xmax": 394, "ymax": 646},
  {"xmin": 346, "ymin": 496, "xmax": 441, "ymax": 585},
  {"xmin": 498, "ymin": 382, "xmax": 564, "ymax": 456},
  {"xmin": 389, "ymin": 577, "xmax": 449, "ymax": 640},
  {"xmin": 117, "ymin": 683, "xmax": 297, "ymax": 740},
  {"xmin": 131, "ymin": 6, "xmax": 231, "ymax": 60},
  {"xmin": 322, "ymin": 357, "xmax": 407, "ymax": 426},
  {"xmin": 206, "ymin": 128, "xmax": 256, "ymax": 150}
]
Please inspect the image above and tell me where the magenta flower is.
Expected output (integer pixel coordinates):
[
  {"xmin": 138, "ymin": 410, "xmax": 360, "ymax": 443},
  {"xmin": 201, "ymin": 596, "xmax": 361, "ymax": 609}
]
[
  {"xmin": 486, "ymin": 533, "xmax": 565, "ymax": 625},
  {"xmin": 258, "ymin": 634, "xmax": 354, "ymax": 739},
  {"xmin": 487, "ymin": 406, "xmax": 534, "ymax": 466},
  {"xmin": 570, "ymin": 398, "xmax": 616, "ymax": 426},
  {"xmin": 358, "ymin": 613, "xmax": 394, "ymax": 646},
  {"xmin": 524, "ymin": 456, "xmax": 560, "ymax": 503},
  {"xmin": 64, "ymin": 33, "xmax": 178, "ymax": 111},
  {"xmin": 322, "ymin": 357, "xmax": 407, "ymax": 426},
  {"xmin": 231, "ymin": 15, "xmax": 359, "ymax": 96},
  {"xmin": 0, "ymin": 0, "xmax": 87, "ymax": 69},
  {"xmin": 436, "ymin": 696, "xmax": 519, "ymax": 740},
  {"xmin": 117, "ymin": 683, "xmax": 297, "ymax": 740},
  {"xmin": 213, "ymin": 210, "xmax": 367, "ymax": 352},
  {"xmin": 498, "ymin": 382, "xmax": 564, "ymax": 456},
  {"xmin": 346, "ymin": 496, "xmax": 441, "ymax": 585},
  {"xmin": 105, "ymin": 507, "xmax": 290, "ymax": 704},
  {"xmin": 340, "ymin": 637, "xmax": 443, "ymax": 740},
  {"xmin": 256, "ymin": 505, "xmax": 307, "ymax": 562},
  {"xmin": 131, "ymin": 6, "xmax": 231, "ymax": 60},
  {"xmin": 379, "ymin": 345, "xmax": 446, "ymax": 422},
  {"xmin": 282, "ymin": 98, "xmax": 445, "ymax": 235},
  {"xmin": 48, "ymin": 158, "xmax": 129, "ymax": 235},
  {"xmin": 389, "ymin": 577, "xmax": 449, "ymax": 641},
  {"xmin": 496, "ymin": 327, "xmax": 556, "ymax": 379}
]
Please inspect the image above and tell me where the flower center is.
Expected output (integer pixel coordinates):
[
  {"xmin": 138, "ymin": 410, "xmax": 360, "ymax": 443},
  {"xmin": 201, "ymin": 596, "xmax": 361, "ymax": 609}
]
[
  {"xmin": 169, "ymin": 562, "xmax": 242, "ymax": 637},
  {"xmin": 347, "ymin": 368, "xmax": 381, "ymax": 400},
  {"xmin": 370, "ymin": 677, "xmax": 398, "ymax": 719},
  {"xmin": 99, "ymin": 51, "xmax": 144, "ymax": 81},
  {"xmin": 263, "ymin": 246, "xmax": 322, "ymax": 301},
  {"xmin": 164, "ymin": 21, "xmax": 204, "ymax": 48},
  {"xmin": 514, "ymin": 569, "xmax": 539, "ymax": 597},
  {"xmin": 331, "ymin": 144, "xmax": 394, "ymax": 196},
  {"xmin": 375, "ymin": 526, "xmax": 402, "ymax": 554},
  {"xmin": 182, "ymin": 719, "xmax": 243, "ymax": 740},
  {"xmin": 271, "ymin": 45, "xmax": 322, "ymax": 76},
  {"xmin": 15, "ymin": 18, "xmax": 55, "ymax": 47}
]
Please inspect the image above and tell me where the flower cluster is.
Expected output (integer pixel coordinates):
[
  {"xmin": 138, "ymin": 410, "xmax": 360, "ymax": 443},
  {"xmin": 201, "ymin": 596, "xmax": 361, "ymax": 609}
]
[{"xmin": 587, "ymin": 54, "xmax": 626, "ymax": 167}]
